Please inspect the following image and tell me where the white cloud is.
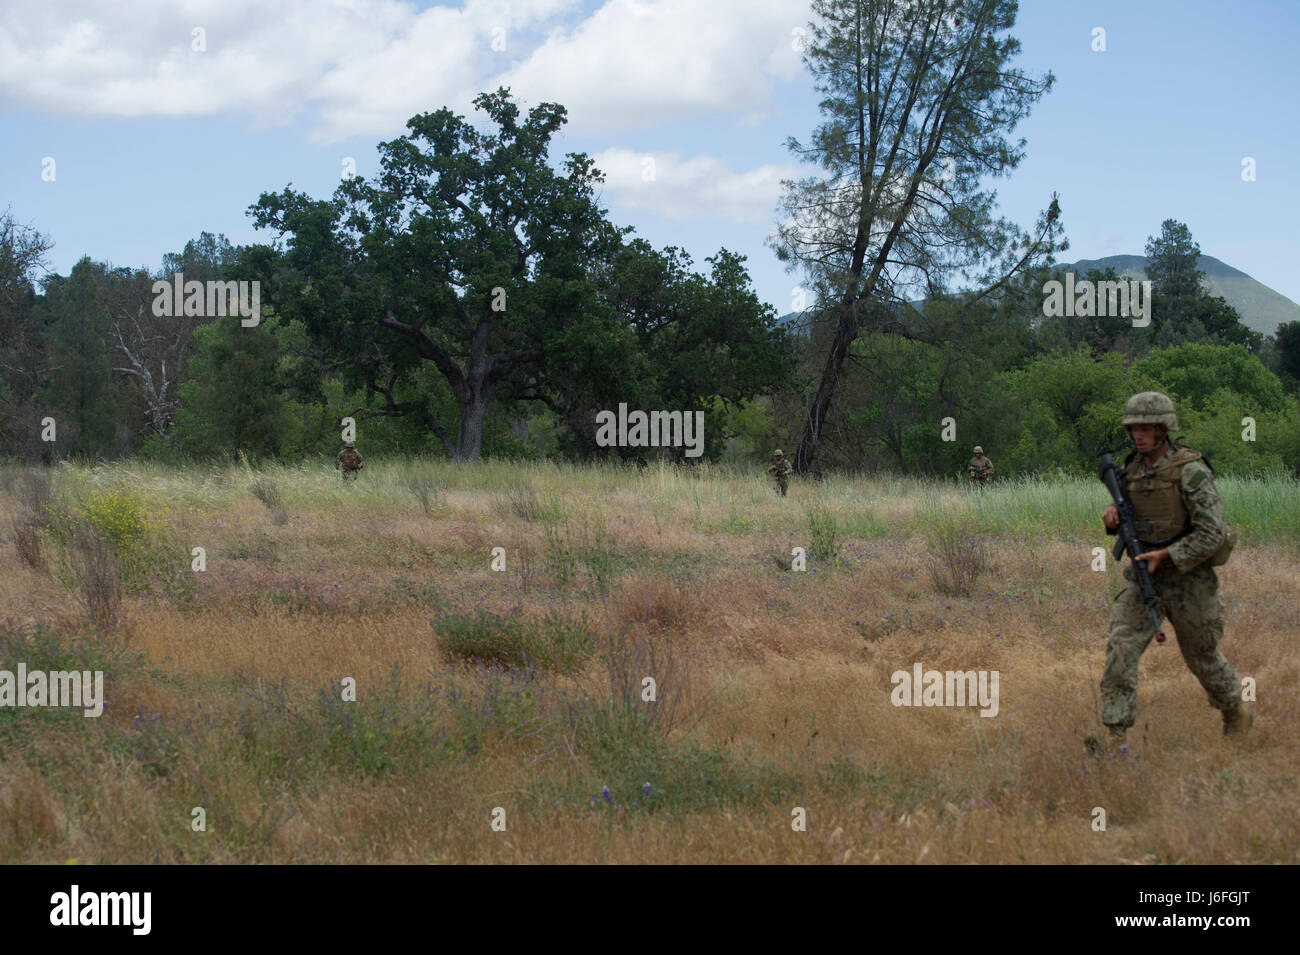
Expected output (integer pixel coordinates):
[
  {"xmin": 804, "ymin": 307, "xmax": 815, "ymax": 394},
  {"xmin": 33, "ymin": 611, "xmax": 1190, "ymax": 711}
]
[
  {"xmin": 495, "ymin": 0, "xmax": 810, "ymax": 132},
  {"xmin": 591, "ymin": 147, "xmax": 800, "ymax": 223},
  {"xmin": 0, "ymin": 0, "xmax": 812, "ymax": 141}
]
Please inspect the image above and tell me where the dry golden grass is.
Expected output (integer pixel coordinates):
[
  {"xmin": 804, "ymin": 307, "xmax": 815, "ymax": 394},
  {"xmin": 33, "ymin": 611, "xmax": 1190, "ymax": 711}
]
[{"xmin": 0, "ymin": 460, "xmax": 1296, "ymax": 864}]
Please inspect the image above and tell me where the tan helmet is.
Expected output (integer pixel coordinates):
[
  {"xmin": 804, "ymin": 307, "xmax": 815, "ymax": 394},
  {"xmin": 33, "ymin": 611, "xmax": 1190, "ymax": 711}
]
[
  {"xmin": 1122, "ymin": 392, "xmax": 1179, "ymax": 431},
  {"xmin": 773, "ymin": 449, "xmax": 784, "ymax": 458},
  {"xmin": 973, "ymin": 446, "xmax": 983, "ymax": 455}
]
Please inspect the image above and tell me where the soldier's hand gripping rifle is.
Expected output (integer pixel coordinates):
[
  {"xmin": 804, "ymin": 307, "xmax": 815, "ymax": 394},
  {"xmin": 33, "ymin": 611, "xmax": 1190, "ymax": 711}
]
[{"xmin": 1098, "ymin": 453, "xmax": 1166, "ymax": 644}]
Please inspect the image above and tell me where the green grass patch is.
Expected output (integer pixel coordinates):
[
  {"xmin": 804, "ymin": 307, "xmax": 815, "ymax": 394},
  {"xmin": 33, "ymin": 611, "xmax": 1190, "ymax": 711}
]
[
  {"xmin": 435, "ymin": 609, "xmax": 596, "ymax": 674},
  {"xmin": 806, "ymin": 503, "xmax": 840, "ymax": 561}
]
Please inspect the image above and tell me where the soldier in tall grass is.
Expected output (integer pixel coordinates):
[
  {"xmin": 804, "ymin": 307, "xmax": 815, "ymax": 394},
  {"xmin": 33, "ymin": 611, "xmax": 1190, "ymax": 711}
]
[
  {"xmin": 336, "ymin": 442, "xmax": 363, "ymax": 481},
  {"xmin": 967, "ymin": 446, "xmax": 993, "ymax": 485},
  {"xmin": 768, "ymin": 449, "xmax": 791, "ymax": 497}
]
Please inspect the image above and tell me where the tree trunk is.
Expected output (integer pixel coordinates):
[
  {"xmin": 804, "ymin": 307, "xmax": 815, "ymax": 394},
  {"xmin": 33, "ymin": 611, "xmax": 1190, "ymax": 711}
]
[
  {"xmin": 794, "ymin": 299, "xmax": 860, "ymax": 474},
  {"xmin": 455, "ymin": 382, "xmax": 490, "ymax": 461}
]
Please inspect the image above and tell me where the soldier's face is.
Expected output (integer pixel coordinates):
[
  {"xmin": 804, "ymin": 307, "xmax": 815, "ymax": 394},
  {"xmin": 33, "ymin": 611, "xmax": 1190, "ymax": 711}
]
[{"xmin": 1129, "ymin": 424, "xmax": 1162, "ymax": 453}]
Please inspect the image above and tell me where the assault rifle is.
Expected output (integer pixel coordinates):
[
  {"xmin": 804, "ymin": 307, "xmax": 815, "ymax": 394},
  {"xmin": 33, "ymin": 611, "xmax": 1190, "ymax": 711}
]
[{"xmin": 1098, "ymin": 453, "xmax": 1166, "ymax": 644}]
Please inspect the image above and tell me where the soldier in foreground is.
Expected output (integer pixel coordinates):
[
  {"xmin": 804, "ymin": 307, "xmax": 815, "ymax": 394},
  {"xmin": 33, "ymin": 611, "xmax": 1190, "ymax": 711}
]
[
  {"xmin": 336, "ymin": 441, "xmax": 363, "ymax": 481},
  {"xmin": 967, "ymin": 446, "xmax": 993, "ymax": 484},
  {"xmin": 1089, "ymin": 392, "xmax": 1248, "ymax": 754},
  {"xmin": 768, "ymin": 449, "xmax": 791, "ymax": 497}
]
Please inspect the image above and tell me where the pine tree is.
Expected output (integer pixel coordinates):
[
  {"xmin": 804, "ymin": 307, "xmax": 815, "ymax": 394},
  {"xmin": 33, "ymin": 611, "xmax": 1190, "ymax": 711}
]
[{"xmin": 40, "ymin": 257, "xmax": 116, "ymax": 457}]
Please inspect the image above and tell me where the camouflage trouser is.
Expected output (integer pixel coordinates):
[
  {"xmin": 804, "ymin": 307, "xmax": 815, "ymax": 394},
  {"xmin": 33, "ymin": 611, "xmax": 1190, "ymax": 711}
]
[
  {"xmin": 341, "ymin": 466, "xmax": 360, "ymax": 481},
  {"xmin": 774, "ymin": 475, "xmax": 788, "ymax": 497},
  {"xmin": 1100, "ymin": 563, "xmax": 1240, "ymax": 729}
]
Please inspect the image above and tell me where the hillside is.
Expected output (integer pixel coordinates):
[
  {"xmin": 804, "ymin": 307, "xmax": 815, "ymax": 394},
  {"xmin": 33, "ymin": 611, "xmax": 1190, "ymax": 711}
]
[
  {"xmin": 1068, "ymin": 254, "xmax": 1300, "ymax": 338},
  {"xmin": 777, "ymin": 255, "xmax": 1299, "ymax": 339}
]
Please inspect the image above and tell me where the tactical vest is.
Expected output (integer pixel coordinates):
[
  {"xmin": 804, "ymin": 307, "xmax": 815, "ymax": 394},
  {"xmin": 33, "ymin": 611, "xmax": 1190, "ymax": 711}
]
[{"xmin": 1123, "ymin": 446, "xmax": 1200, "ymax": 544}]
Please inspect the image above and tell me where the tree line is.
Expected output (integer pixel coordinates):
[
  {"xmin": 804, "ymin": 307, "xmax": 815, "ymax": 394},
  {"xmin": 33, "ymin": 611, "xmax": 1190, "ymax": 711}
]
[{"xmin": 4, "ymin": 0, "xmax": 1300, "ymax": 476}]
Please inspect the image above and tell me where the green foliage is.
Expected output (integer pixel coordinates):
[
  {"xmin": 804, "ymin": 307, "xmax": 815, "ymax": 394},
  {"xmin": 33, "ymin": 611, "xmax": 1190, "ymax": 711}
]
[
  {"xmin": 173, "ymin": 310, "xmax": 298, "ymax": 460},
  {"xmin": 435, "ymin": 609, "xmax": 595, "ymax": 674},
  {"xmin": 0, "ymin": 625, "xmax": 143, "ymax": 741},
  {"xmin": 539, "ymin": 507, "xmax": 624, "ymax": 593},
  {"xmin": 1133, "ymin": 343, "xmax": 1286, "ymax": 414},
  {"xmin": 713, "ymin": 395, "xmax": 779, "ymax": 462},
  {"xmin": 1178, "ymin": 389, "xmax": 1299, "ymax": 477},
  {"xmin": 840, "ymin": 505, "xmax": 890, "ymax": 539},
  {"xmin": 80, "ymin": 486, "xmax": 150, "ymax": 554},
  {"xmin": 43, "ymin": 486, "xmax": 170, "ymax": 594},
  {"xmin": 1219, "ymin": 472, "xmax": 1300, "ymax": 543},
  {"xmin": 1274, "ymin": 321, "xmax": 1300, "ymax": 391},
  {"xmin": 806, "ymin": 504, "xmax": 839, "ymax": 561},
  {"xmin": 565, "ymin": 704, "xmax": 800, "ymax": 816},
  {"xmin": 38, "ymin": 258, "xmax": 116, "ymax": 457},
  {"xmin": 1144, "ymin": 220, "xmax": 1261, "ymax": 351}
]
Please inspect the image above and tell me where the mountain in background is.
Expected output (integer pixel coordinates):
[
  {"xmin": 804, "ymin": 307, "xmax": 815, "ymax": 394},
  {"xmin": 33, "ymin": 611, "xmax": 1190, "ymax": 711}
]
[
  {"xmin": 1066, "ymin": 254, "xmax": 1299, "ymax": 338},
  {"xmin": 775, "ymin": 254, "xmax": 1300, "ymax": 338}
]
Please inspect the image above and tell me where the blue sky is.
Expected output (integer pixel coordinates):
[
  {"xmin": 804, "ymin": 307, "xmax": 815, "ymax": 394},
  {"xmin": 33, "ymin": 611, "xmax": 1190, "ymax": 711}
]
[{"xmin": 3, "ymin": 0, "xmax": 1297, "ymax": 315}]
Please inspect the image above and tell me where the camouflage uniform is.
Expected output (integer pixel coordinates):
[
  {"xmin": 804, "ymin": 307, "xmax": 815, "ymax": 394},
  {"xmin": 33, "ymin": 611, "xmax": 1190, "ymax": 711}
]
[
  {"xmin": 1099, "ymin": 393, "xmax": 1246, "ymax": 739},
  {"xmin": 337, "ymin": 444, "xmax": 363, "ymax": 481},
  {"xmin": 967, "ymin": 447, "xmax": 993, "ymax": 484},
  {"xmin": 768, "ymin": 450, "xmax": 791, "ymax": 497}
]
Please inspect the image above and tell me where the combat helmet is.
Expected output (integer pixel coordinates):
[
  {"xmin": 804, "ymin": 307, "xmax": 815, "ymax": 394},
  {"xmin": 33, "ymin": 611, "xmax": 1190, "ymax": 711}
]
[
  {"xmin": 973, "ymin": 446, "xmax": 983, "ymax": 455},
  {"xmin": 1122, "ymin": 392, "xmax": 1179, "ymax": 432},
  {"xmin": 773, "ymin": 449, "xmax": 784, "ymax": 457}
]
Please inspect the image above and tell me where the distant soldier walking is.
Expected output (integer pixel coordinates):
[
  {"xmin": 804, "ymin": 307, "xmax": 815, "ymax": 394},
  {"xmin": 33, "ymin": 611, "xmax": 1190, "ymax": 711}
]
[
  {"xmin": 1091, "ymin": 392, "xmax": 1247, "ymax": 753},
  {"xmin": 768, "ymin": 449, "xmax": 791, "ymax": 497},
  {"xmin": 336, "ymin": 441, "xmax": 363, "ymax": 481},
  {"xmin": 967, "ymin": 446, "xmax": 993, "ymax": 484}
]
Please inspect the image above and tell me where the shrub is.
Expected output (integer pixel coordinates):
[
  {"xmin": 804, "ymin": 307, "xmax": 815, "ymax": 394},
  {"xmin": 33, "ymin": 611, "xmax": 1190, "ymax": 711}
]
[
  {"xmin": 11, "ymin": 517, "xmax": 44, "ymax": 571},
  {"xmin": 435, "ymin": 609, "xmax": 595, "ymax": 674},
  {"xmin": 80, "ymin": 488, "xmax": 150, "ymax": 554},
  {"xmin": 403, "ymin": 476, "xmax": 442, "ymax": 516},
  {"xmin": 18, "ymin": 471, "xmax": 55, "ymax": 519},
  {"xmin": 921, "ymin": 506, "xmax": 987, "ymax": 597},
  {"xmin": 250, "ymin": 477, "xmax": 282, "ymax": 510},
  {"xmin": 68, "ymin": 526, "xmax": 123, "ymax": 635},
  {"xmin": 496, "ymin": 484, "xmax": 564, "ymax": 523},
  {"xmin": 509, "ymin": 483, "xmax": 541, "ymax": 521},
  {"xmin": 806, "ymin": 504, "xmax": 839, "ymax": 561},
  {"xmin": 70, "ymin": 488, "xmax": 165, "ymax": 592},
  {"xmin": 598, "ymin": 625, "xmax": 705, "ymax": 738},
  {"xmin": 612, "ymin": 577, "xmax": 704, "ymax": 635}
]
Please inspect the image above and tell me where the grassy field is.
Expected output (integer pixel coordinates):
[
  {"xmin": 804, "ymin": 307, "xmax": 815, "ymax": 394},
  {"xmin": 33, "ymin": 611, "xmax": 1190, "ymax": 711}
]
[{"xmin": 1, "ymin": 458, "xmax": 1297, "ymax": 864}]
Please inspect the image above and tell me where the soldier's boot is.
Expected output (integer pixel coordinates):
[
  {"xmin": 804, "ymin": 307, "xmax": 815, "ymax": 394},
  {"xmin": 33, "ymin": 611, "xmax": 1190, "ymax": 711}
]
[
  {"xmin": 1085, "ymin": 724, "xmax": 1126, "ymax": 757},
  {"xmin": 1222, "ymin": 704, "xmax": 1252, "ymax": 738}
]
